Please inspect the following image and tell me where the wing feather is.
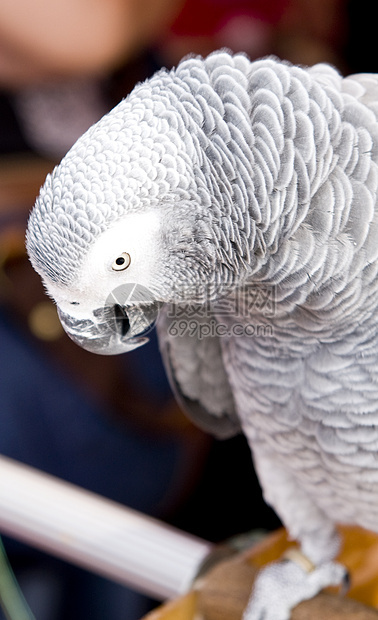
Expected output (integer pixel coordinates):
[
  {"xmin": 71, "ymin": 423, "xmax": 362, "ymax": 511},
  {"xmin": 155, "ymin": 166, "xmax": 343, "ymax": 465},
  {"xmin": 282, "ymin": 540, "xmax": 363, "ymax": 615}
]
[{"xmin": 156, "ymin": 306, "xmax": 241, "ymax": 439}]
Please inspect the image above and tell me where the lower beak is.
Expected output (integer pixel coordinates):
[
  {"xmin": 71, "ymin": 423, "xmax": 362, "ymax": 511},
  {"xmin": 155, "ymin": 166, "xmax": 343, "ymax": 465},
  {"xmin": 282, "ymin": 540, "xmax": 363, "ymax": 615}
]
[{"xmin": 57, "ymin": 305, "xmax": 150, "ymax": 355}]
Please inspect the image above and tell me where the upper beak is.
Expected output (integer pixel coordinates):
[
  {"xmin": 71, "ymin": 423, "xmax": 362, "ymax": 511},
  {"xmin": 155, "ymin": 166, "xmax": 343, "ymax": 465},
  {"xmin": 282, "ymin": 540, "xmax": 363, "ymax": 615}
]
[{"xmin": 57, "ymin": 304, "xmax": 155, "ymax": 355}]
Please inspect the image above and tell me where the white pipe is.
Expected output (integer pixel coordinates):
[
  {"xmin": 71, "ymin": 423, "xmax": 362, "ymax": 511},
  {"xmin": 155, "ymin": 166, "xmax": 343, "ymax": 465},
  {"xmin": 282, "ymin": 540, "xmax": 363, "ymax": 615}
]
[{"xmin": 0, "ymin": 455, "xmax": 212, "ymax": 600}]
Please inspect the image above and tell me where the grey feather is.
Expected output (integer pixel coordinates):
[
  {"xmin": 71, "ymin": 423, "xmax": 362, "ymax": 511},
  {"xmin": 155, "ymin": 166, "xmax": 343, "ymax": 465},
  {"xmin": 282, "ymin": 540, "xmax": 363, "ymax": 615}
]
[{"xmin": 157, "ymin": 305, "xmax": 240, "ymax": 439}]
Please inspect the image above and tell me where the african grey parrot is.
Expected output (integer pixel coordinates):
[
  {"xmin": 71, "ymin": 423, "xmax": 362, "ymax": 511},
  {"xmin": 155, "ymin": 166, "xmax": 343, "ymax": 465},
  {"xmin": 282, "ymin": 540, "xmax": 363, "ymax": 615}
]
[{"xmin": 26, "ymin": 50, "xmax": 378, "ymax": 618}]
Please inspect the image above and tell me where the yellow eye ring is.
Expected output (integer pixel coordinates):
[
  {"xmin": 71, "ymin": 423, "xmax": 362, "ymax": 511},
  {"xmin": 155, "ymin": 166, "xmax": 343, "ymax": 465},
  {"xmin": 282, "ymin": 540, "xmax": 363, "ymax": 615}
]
[{"xmin": 112, "ymin": 252, "xmax": 131, "ymax": 271}]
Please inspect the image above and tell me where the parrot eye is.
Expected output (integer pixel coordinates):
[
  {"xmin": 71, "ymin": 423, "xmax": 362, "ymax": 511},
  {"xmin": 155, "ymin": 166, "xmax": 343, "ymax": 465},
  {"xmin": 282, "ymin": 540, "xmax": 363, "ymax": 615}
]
[{"xmin": 112, "ymin": 252, "xmax": 131, "ymax": 271}]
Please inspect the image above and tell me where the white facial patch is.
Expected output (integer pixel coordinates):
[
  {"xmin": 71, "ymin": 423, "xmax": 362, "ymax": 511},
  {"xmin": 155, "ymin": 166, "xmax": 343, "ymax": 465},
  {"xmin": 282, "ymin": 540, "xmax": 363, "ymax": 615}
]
[{"xmin": 46, "ymin": 211, "xmax": 162, "ymax": 317}]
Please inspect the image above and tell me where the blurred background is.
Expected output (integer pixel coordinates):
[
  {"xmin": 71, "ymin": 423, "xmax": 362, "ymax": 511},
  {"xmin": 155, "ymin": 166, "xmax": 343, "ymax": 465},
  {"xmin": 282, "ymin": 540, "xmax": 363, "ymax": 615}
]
[{"xmin": 0, "ymin": 0, "xmax": 370, "ymax": 618}]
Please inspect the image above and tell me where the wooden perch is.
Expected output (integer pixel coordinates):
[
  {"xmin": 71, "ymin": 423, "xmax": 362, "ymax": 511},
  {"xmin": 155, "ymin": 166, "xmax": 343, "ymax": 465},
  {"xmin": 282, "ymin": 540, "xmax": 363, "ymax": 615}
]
[
  {"xmin": 196, "ymin": 554, "xmax": 378, "ymax": 620},
  {"xmin": 144, "ymin": 526, "xmax": 378, "ymax": 620}
]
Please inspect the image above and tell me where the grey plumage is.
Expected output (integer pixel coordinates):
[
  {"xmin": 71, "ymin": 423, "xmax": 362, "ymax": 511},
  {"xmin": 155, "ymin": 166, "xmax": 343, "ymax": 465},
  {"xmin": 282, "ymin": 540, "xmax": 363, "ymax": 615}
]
[{"xmin": 26, "ymin": 51, "xmax": 378, "ymax": 618}]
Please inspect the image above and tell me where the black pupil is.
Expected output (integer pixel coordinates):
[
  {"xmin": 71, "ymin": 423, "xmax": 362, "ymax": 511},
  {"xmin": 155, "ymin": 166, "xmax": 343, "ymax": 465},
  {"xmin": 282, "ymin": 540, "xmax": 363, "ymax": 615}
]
[{"xmin": 116, "ymin": 257, "xmax": 125, "ymax": 265}]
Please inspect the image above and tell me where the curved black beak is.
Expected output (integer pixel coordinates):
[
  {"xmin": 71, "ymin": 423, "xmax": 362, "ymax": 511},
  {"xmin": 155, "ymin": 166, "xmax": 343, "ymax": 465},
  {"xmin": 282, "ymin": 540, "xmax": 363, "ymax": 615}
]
[{"xmin": 57, "ymin": 304, "xmax": 154, "ymax": 355}]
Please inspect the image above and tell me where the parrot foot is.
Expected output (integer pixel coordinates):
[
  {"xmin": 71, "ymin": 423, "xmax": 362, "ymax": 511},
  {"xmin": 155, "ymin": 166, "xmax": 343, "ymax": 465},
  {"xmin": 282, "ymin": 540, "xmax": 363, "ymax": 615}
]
[{"xmin": 242, "ymin": 551, "xmax": 347, "ymax": 620}]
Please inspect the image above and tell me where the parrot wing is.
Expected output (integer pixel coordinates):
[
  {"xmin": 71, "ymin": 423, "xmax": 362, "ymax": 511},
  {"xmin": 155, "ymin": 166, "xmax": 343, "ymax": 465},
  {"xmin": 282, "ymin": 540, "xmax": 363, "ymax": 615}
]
[{"xmin": 156, "ymin": 306, "xmax": 241, "ymax": 439}]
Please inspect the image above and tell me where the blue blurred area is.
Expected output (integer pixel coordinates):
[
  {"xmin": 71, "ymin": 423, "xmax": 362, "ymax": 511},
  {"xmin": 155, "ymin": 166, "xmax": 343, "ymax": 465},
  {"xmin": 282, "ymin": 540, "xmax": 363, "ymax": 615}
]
[{"xmin": 0, "ymin": 311, "xmax": 176, "ymax": 507}]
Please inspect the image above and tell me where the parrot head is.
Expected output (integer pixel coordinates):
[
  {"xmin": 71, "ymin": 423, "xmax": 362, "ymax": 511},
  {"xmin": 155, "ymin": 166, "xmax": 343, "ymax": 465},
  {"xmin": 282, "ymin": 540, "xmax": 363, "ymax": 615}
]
[
  {"xmin": 26, "ymin": 122, "xmax": 219, "ymax": 355},
  {"xmin": 27, "ymin": 169, "xmax": 219, "ymax": 355},
  {"xmin": 26, "ymin": 54, "xmax": 258, "ymax": 355}
]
